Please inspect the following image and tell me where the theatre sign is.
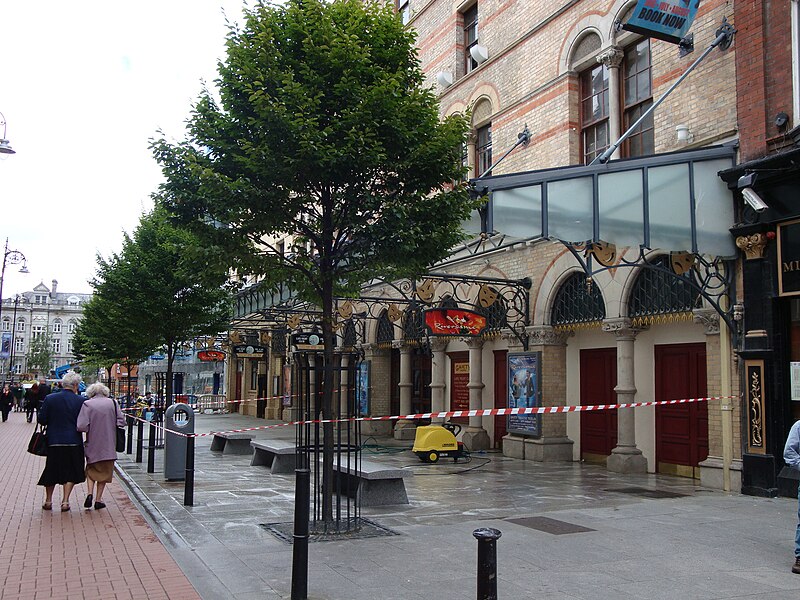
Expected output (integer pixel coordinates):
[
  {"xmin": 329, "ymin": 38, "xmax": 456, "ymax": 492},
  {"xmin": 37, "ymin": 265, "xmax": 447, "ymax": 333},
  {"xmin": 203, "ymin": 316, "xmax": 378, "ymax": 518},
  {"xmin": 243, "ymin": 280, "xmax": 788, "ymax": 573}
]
[{"xmin": 622, "ymin": 0, "xmax": 700, "ymax": 44}]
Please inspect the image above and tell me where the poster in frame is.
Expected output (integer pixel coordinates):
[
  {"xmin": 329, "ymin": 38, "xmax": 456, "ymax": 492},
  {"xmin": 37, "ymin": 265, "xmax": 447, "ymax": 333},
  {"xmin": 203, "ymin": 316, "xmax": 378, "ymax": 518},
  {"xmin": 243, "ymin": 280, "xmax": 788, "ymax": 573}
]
[
  {"xmin": 507, "ymin": 351, "xmax": 542, "ymax": 437},
  {"xmin": 357, "ymin": 360, "xmax": 370, "ymax": 416},
  {"xmin": 282, "ymin": 363, "xmax": 292, "ymax": 407}
]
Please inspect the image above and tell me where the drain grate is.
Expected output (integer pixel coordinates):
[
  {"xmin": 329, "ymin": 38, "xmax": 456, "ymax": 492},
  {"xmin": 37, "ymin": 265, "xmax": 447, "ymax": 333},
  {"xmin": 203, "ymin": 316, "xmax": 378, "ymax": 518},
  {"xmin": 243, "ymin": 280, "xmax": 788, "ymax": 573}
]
[
  {"xmin": 505, "ymin": 516, "xmax": 595, "ymax": 535},
  {"xmin": 605, "ymin": 487, "xmax": 688, "ymax": 499},
  {"xmin": 260, "ymin": 517, "xmax": 400, "ymax": 544}
]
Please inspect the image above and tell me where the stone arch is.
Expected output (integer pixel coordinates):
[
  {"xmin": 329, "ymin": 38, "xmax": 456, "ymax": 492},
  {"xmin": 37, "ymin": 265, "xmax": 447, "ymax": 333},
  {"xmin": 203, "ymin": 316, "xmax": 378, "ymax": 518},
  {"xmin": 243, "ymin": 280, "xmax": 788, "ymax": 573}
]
[
  {"xmin": 467, "ymin": 83, "xmax": 501, "ymax": 121},
  {"xmin": 559, "ymin": 17, "xmax": 607, "ymax": 75}
]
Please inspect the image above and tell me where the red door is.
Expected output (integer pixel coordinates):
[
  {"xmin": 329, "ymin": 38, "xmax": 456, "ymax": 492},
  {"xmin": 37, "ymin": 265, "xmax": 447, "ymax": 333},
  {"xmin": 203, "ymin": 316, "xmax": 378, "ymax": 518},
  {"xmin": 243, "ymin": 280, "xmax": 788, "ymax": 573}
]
[
  {"xmin": 580, "ymin": 348, "xmax": 618, "ymax": 459},
  {"xmin": 655, "ymin": 343, "xmax": 708, "ymax": 475},
  {"xmin": 493, "ymin": 350, "xmax": 507, "ymax": 449}
]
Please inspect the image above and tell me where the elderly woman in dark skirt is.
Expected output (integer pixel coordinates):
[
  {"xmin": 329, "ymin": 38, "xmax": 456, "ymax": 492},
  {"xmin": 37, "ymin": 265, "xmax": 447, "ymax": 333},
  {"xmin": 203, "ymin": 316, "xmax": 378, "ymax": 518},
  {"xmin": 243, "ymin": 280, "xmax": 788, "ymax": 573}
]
[
  {"xmin": 77, "ymin": 382, "xmax": 125, "ymax": 510},
  {"xmin": 37, "ymin": 371, "xmax": 85, "ymax": 511}
]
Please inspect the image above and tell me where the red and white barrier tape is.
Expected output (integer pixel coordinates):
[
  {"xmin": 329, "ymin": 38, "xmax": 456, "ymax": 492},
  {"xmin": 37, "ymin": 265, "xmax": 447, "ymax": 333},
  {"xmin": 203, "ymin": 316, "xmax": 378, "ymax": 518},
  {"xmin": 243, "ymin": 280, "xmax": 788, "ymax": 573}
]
[{"xmin": 123, "ymin": 395, "xmax": 734, "ymax": 439}]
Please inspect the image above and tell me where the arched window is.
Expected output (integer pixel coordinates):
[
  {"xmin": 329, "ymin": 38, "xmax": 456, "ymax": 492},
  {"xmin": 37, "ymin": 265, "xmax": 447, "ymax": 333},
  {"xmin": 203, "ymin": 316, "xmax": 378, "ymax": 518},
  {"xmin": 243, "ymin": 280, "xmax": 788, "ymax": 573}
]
[
  {"xmin": 68, "ymin": 320, "xmax": 77, "ymax": 334},
  {"xmin": 403, "ymin": 306, "xmax": 425, "ymax": 342},
  {"xmin": 551, "ymin": 273, "xmax": 605, "ymax": 327},
  {"xmin": 1, "ymin": 318, "xmax": 9, "ymax": 332},
  {"xmin": 16, "ymin": 318, "xmax": 25, "ymax": 332},
  {"xmin": 52, "ymin": 319, "xmax": 62, "ymax": 334},
  {"xmin": 342, "ymin": 320, "xmax": 357, "ymax": 349},
  {"xmin": 628, "ymin": 255, "xmax": 699, "ymax": 325},
  {"xmin": 376, "ymin": 310, "xmax": 394, "ymax": 346}
]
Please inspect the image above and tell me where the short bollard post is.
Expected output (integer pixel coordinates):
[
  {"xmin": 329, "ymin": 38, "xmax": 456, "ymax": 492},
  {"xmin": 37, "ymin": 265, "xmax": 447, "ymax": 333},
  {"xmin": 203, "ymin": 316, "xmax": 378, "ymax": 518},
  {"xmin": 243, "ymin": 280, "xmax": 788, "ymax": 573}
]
[
  {"xmin": 473, "ymin": 527, "xmax": 502, "ymax": 600},
  {"xmin": 126, "ymin": 415, "xmax": 134, "ymax": 454},
  {"xmin": 291, "ymin": 468, "xmax": 310, "ymax": 600},
  {"xmin": 183, "ymin": 435, "xmax": 195, "ymax": 506},
  {"xmin": 135, "ymin": 420, "xmax": 144, "ymax": 463},
  {"xmin": 147, "ymin": 421, "xmax": 156, "ymax": 474}
]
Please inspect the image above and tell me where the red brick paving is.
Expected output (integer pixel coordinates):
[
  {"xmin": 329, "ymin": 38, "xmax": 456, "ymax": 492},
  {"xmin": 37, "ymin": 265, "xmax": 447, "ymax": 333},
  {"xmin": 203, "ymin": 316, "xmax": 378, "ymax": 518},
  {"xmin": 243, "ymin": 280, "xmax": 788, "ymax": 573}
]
[{"xmin": 0, "ymin": 411, "xmax": 200, "ymax": 600}]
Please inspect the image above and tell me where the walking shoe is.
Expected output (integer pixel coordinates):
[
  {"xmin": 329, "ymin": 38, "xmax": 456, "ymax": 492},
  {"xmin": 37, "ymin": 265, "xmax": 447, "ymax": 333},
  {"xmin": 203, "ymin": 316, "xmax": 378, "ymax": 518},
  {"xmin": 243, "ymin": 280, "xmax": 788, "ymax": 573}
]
[
  {"xmin": 793, "ymin": 557, "xmax": 800, "ymax": 574},
  {"xmin": 94, "ymin": 501, "xmax": 106, "ymax": 510},
  {"xmin": 83, "ymin": 494, "xmax": 93, "ymax": 509}
]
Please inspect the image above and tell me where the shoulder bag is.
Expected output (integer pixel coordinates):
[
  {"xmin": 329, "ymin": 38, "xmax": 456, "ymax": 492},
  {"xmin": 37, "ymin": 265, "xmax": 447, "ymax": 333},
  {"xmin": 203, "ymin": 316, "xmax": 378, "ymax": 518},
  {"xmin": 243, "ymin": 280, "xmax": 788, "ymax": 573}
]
[{"xmin": 27, "ymin": 425, "xmax": 48, "ymax": 456}]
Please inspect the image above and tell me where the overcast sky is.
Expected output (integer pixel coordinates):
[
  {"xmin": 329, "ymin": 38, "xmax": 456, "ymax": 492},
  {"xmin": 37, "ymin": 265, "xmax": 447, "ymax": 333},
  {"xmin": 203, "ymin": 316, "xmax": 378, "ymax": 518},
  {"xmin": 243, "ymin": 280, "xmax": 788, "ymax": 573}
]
[{"xmin": 0, "ymin": 1, "xmax": 250, "ymax": 298}]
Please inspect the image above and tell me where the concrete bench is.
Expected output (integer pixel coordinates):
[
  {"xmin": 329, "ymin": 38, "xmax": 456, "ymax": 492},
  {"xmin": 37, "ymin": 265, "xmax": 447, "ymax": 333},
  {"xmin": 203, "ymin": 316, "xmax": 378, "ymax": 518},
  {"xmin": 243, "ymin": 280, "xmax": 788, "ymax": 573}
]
[
  {"xmin": 250, "ymin": 440, "xmax": 298, "ymax": 474},
  {"xmin": 210, "ymin": 432, "xmax": 255, "ymax": 455},
  {"xmin": 326, "ymin": 458, "xmax": 410, "ymax": 506}
]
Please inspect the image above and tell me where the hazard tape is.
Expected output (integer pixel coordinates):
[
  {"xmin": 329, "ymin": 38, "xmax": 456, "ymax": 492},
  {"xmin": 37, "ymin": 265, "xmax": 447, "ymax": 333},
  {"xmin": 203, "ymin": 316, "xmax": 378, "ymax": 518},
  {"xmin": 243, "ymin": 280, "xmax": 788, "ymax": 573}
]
[{"xmin": 120, "ymin": 395, "xmax": 734, "ymax": 439}]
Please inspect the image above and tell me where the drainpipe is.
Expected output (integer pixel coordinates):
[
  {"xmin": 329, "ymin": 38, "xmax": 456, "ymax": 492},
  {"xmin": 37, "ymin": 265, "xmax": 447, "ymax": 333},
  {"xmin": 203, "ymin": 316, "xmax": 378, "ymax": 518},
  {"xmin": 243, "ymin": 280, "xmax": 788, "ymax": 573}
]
[{"xmin": 720, "ymin": 318, "xmax": 733, "ymax": 492}]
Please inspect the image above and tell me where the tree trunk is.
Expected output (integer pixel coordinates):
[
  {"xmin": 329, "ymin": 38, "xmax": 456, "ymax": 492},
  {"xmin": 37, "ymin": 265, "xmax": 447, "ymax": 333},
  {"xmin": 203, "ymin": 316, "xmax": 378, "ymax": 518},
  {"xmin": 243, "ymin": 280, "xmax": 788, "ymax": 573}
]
[
  {"xmin": 320, "ymin": 284, "xmax": 335, "ymax": 525},
  {"xmin": 166, "ymin": 343, "xmax": 175, "ymax": 408}
]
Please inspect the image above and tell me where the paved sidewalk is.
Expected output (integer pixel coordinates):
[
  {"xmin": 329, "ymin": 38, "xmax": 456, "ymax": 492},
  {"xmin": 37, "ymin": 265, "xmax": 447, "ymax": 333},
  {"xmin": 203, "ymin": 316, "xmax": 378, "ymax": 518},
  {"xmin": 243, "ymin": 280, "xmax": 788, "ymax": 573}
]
[
  {"xmin": 0, "ymin": 411, "xmax": 200, "ymax": 600},
  {"xmin": 116, "ymin": 412, "xmax": 800, "ymax": 600}
]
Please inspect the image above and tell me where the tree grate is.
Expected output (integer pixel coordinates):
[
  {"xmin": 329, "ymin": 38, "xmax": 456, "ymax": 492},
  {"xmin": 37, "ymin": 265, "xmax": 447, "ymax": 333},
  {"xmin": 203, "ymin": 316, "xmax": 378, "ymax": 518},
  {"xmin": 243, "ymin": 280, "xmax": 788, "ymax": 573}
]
[
  {"xmin": 604, "ymin": 486, "xmax": 688, "ymax": 499},
  {"xmin": 260, "ymin": 518, "xmax": 400, "ymax": 544},
  {"xmin": 505, "ymin": 516, "xmax": 595, "ymax": 535}
]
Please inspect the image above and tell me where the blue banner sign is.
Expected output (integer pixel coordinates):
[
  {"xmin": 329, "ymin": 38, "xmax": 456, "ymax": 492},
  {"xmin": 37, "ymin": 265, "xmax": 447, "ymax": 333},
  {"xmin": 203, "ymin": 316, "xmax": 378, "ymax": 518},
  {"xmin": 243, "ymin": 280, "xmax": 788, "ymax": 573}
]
[
  {"xmin": 0, "ymin": 332, "xmax": 10, "ymax": 358},
  {"xmin": 623, "ymin": 0, "xmax": 700, "ymax": 44}
]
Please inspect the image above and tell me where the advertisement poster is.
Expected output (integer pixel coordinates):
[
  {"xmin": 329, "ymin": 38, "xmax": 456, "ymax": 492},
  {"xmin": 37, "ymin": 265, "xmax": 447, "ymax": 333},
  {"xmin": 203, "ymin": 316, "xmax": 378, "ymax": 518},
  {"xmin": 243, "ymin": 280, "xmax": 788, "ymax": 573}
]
[
  {"xmin": 357, "ymin": 361, "xmax": 370, "ymax": 416},
  {"xmin": 622, "ymin": 0, "xmax": 700, "ymax": 44},
  {"xmin": 282, "ymin": 363, "xmax": 292, "ymax": 407},
  {"xmin": 450, "ymin": 355, "xmax": 470, "ymax": 412},
  {"xmin": 507, "ymin": 352, "xmax": 542, "ymax": 437},
  {"xmin": 0, "ymin": 332, "xmax": 10, "ymax": 359}
]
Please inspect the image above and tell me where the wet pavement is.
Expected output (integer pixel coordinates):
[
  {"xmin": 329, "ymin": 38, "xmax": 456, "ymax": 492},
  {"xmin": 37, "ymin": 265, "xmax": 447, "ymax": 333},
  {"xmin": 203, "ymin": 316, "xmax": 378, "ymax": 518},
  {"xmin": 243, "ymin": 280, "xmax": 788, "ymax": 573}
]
[{"xmin": 116, "ymin": 412, "xmax": 800, "ymax": 600}]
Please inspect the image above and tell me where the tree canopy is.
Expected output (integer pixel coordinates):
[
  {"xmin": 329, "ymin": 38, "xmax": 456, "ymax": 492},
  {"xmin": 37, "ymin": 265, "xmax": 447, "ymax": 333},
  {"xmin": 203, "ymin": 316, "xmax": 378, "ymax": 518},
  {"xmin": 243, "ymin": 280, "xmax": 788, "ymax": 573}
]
[
  {"xmin": 79, "ymin": 206, "xmax": 231, "ymax": 404},
  {"xmin": 152, "ymin": 0, "xmax": 477, "ymax": 303}
]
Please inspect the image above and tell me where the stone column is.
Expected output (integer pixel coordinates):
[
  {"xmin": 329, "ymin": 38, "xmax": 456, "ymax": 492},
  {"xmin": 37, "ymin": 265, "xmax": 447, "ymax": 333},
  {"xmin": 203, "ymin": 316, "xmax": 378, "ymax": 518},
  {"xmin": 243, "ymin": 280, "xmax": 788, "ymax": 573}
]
[
  {"xmin": 394, "ymin": 342, "xmax": 416, "ymax": 440},
  {"xmin": 339, "ymin": 353, "xmax": 350, "ymax": 419},
  {"xmin": 597, "ymin": 46, "xmax": 623, "ymax": 160},
  {"xmin": 603, "ymin": 318, "xmax": 648, "ymax": 473},
  {"xmin": 520, "ymin": 325, "xmax": 573, "ymax": 462},
  {"xmin": 429, "ymin": 338, "xmax": 449, "ymax": 423},
  {"xmin": 462, "ymin": 337, "xmax": 490, "ymax": 451},
  {"xmin": 361, "ymin": 344, "xmax": 392, "ymax": 436}
]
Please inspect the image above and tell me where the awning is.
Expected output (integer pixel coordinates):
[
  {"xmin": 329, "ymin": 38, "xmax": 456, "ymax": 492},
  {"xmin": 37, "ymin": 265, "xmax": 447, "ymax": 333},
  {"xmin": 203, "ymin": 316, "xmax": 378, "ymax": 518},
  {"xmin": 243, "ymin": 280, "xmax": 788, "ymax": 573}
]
[{"xmin": 471, "ymin": 145, "xmax": 737, "ymax": 258}]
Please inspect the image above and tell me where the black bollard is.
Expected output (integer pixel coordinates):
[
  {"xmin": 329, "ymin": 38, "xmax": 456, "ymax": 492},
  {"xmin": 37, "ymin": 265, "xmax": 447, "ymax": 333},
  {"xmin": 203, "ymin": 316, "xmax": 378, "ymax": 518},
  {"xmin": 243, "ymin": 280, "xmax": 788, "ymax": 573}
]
[
  {"xmin": 126, "ymin": 415, "xmax": 134, "ymax": 454},
  {"xmin": 183, "ymin": 435, "xmax": 195, "ymax": 506},
  {"xmin": 147, "ymin": 421, "xmax": 156, "ymax": 474},
  {"xmin": 290, "ymin": 468, "xmax": 310, "ymax": 600},
  {"xmin": 135, "ymin": 420, "xmax": 144, "ymax": 463},
  {"xmin": 473, "ymin": 528, "xmax": 502, "ymax": 600}
]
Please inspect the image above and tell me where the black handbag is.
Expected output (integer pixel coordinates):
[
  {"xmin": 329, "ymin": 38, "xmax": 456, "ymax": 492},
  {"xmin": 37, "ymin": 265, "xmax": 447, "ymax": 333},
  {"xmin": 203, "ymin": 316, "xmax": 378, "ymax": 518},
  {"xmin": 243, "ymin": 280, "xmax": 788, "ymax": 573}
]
[
  {"xmin": 116, "ymin": 426, "xmax": 126, "ymax": 452},
  {"xmin": 27, "ymin": 425, "xmax": 48, "ymax": 456}
]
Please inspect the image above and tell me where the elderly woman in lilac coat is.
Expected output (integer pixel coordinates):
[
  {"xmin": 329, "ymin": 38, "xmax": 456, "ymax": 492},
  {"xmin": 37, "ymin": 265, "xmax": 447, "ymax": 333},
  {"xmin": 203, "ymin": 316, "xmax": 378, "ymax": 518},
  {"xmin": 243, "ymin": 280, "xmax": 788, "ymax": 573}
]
[{"xmin": 77, "ymin": 383, "xmax": 125, "ymax": 510}]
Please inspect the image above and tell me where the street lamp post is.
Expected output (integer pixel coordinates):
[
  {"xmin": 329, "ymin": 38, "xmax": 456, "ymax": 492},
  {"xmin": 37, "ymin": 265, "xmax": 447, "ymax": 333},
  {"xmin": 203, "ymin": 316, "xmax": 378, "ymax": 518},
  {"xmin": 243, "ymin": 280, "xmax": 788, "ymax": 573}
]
[
  {"xmin": 0, "ymin": 111, "xmax": 16, "ymax": 155},
  {"xmin": 6, "ymin": 295, "xmax": 21, "ymax": 382},
  {"xmin": 0, "ymin": 239, "xmax": 29, "ymax": 379}
]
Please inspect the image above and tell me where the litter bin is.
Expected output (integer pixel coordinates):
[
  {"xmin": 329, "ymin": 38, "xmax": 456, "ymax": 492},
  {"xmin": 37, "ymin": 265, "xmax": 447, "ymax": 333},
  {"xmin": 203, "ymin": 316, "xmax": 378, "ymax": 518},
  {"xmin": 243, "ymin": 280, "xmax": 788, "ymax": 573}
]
[{"xmin": 164, "ymin": 403, "xmax": 194, "ymax": 480}]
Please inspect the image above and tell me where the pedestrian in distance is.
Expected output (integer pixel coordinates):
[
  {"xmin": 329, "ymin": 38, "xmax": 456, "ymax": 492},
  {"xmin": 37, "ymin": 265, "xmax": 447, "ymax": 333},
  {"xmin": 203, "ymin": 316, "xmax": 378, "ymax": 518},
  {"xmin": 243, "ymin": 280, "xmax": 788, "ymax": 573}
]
[
  {"xmin": 38, "ymin": 378, "xmax": 52, "ymax": 404},
  {"xmin": 24, "ymin": 382, "xmax": 40, "ymax": 423},
  {"xmin": 0, "ymin": 384, "xmax": 12, "ymax": 422},
  {"xmin": 784, "ymin": 419, "xmax": 800, "ymax": 574},
  {"xmin": 36, "ymin": 371, "xmax": 86, "ymax": 512},
  {"xmin": 11, "ymin": 383, "xmax": 24, "ymax": 412},
  {"xmin": 77, "ymin": 382, "xmax": 126, "ymax": 510}
]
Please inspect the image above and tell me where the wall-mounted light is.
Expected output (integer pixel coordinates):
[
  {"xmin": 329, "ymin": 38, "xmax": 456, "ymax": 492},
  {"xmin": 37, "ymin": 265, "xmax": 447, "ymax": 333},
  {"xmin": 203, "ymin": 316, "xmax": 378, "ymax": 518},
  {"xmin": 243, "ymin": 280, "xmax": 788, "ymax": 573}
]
[
  {"xmin": 436, "ymin": 71, "xmax": 453, "ymax": 88},
  {"xmin": 0, "ymin": 111, "xmax": 15, "ymax": 155},
  {"xmin": 675, "ymin": 124, "xmax": 693, "ymax": 143},
  {"xmin": 469, "ymin": 44, "xmax": 489, "ymax": 65}
]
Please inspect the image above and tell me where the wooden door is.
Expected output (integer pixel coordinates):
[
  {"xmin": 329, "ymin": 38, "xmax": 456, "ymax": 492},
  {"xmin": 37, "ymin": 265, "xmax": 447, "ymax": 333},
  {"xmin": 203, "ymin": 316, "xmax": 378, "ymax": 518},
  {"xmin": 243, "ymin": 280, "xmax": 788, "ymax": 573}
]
[
  {"xmin": 493, "ymin": 350, "xmax": 507, "ymax": 449},
  {"xmin": 580, "ymin": 348, "xmax": 618, "ymax": 460},
  {"xmin": 655, "ymin": 343, "xmax": 708, "ymax": 477},
  {"xmin": 411, "ymin": 349, "xmax": 432, "ymax": 416}
]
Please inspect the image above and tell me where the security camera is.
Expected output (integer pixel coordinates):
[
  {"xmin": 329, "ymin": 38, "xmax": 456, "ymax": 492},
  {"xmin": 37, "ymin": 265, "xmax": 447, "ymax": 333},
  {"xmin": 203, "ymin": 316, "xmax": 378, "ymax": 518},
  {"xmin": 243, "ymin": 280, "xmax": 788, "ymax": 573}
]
[{"xmin": 741, "ymin": 187, "xmax": 768, "ymax": 213}]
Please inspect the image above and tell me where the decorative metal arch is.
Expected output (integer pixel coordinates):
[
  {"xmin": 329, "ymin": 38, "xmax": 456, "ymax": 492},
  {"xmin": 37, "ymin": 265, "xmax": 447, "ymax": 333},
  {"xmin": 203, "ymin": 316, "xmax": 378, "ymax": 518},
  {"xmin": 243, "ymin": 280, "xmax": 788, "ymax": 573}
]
[
  {"xmin": 232, "ymin": 272, "xmax": 532, "ymax": 350},
  {"xmin": 551, "ymin": 271, "xmax": 606, "ymax": 329}
]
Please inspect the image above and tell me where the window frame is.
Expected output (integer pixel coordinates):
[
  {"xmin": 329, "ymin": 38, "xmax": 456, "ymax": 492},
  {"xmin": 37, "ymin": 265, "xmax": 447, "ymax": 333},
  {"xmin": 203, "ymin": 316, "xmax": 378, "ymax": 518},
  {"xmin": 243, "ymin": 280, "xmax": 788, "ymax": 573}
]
[
  {"xmin": 475, "ymin": 123, "xmax": 492, "ymax": 177},
  {"xmin": 463, "ymin": 3, "xmax": 479, "ymax": 74},
  {"xmin": 621, "ymin": 39, "xmax": 654, "ymax": 158},
  {"xmin": 398, "ymin": 0, "xmax": 410, "ymax": 25},
  {"xmin": 579, "ymin": 62, "xmax": 610, "ymax": 164}
]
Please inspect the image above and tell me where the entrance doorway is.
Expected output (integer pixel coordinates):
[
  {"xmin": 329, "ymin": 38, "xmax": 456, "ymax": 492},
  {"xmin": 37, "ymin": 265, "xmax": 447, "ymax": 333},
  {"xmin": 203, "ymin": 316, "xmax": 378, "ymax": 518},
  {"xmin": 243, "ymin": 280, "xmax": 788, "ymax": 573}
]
[
  {"xmin": 655, "ymin": 343, "xmax": 708, "ymax": 478},
  {"xmin": 580, "ymin": 348, "xmax": 617, "ymax": 462}
]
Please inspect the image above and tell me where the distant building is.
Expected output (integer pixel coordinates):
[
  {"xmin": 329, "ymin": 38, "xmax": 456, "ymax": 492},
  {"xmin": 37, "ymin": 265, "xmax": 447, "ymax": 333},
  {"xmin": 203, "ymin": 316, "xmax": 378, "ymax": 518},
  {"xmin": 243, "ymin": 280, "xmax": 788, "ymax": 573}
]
[{"xmin": 0, "ymin": 280, "xmax": 91, "ymax": 380}]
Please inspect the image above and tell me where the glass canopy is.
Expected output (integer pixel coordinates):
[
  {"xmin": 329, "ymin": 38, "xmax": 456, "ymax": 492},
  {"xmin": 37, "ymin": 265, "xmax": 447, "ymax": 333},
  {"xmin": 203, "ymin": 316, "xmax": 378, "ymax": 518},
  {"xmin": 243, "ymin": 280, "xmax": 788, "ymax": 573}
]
[{"xmin": 471, "ymin": 145, "xmax": 736, "ymax": 258}]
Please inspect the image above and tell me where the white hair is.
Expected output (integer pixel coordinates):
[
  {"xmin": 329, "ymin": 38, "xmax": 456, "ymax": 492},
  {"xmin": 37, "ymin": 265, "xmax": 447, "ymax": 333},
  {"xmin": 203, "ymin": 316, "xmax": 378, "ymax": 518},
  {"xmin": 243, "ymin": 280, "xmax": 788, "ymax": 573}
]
[
  {"xmin": 85, "ymin": 382, "xmax": 110, "ymax": 399},
  {"xmin": 61, "ymin": 371, "xmax": 83, "ymax": 389}
]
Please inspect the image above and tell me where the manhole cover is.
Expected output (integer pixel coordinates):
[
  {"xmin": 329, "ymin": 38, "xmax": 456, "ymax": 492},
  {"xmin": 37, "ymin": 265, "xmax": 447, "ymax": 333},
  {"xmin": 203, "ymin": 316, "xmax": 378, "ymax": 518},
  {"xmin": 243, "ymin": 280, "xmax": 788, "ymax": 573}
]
[
  {"xmin": 605, "ymin": 487, "xmax": 687, "ymax": 499},
  {"xmin": 505, "ymin": 516, "xmax": 595, "ymax": 535},
  {"xmin": 260, "ymin": 517, "xmax": 400, "ymax": 544}
]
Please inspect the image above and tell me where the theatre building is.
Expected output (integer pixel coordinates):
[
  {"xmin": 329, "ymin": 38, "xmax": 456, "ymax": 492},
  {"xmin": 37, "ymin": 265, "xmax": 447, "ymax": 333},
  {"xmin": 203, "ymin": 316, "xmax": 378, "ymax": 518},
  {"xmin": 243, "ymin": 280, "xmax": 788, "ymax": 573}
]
[{"xmin": 227, "ymin": 0, "xmax": 800, "ymax": 495}]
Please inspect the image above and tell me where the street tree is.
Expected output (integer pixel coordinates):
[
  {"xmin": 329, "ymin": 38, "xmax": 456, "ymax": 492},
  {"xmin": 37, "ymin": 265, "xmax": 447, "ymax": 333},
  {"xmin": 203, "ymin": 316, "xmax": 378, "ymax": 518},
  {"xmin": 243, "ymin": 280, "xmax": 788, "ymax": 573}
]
[
  {"xmin": 26, "ymin": 333, "xmax": 53, "ymax": 379},
  {"xmin": 152, "ymin": 0, "xmax": 478, "ymax": 521},
  {"xmin": 82, "ymin": 207, "xmax": 231, "ymax": 406}
]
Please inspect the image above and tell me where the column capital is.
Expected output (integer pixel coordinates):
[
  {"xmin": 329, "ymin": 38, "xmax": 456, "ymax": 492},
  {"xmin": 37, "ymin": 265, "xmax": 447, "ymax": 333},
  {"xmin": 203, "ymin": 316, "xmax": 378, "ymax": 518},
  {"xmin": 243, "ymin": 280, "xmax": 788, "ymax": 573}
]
[
  {"xmin": 692, "ymin": 308, "xmax": 720, "ymax": 335},
  {"xmin": 602, "ymin": 318, "xmax": 647, "ymax": 339},
  {"xmin": 392, "ymin": 340, "xmax": 412, "ymax": 353},
  {"xmin": 596, "ymin": 46, "xmax": 624, "ymax": 68},
  {"xmin": 735, "ymin": 233, "xmax": 770, "ymax": 260},
  {"xmin": 462, "ymin": 337, "xmax": 484, "ymax": 349},
  {"xmin": 526, "ymin": 325, "xmax": 571, "ymax": 346},
  {"xmin": 430, "ymin": 337, "xmax": 450, "ymax": 352}
]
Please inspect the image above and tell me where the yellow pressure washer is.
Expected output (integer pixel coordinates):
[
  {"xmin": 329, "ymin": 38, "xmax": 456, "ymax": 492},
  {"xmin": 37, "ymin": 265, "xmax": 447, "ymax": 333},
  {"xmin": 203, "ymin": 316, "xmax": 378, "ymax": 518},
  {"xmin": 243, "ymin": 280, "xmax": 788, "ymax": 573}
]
[{"xmin": 412, "ymin": 422, "xmax": 469, "ymax": 463}]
